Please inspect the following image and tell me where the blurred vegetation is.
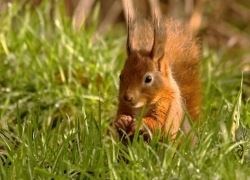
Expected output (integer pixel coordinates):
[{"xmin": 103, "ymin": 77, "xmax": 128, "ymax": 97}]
[{"xmin": 0, "ymin": 0, "xmax": 249, "ymax": 179}]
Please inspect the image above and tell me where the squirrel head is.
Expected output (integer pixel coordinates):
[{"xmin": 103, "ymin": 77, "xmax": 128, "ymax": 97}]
[{"xmin": 119, "ymin": 18, "xmax": 169, "ymax": 109}]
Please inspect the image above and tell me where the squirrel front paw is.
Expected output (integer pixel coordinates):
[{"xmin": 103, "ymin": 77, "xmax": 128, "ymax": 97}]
[
  {"xmin": 139, "ymin": 123, "xmax": 153, "ymax": 142},
  {"xmin": 114, "ymin": 115, "xmax": 135, "ymax": 137}
]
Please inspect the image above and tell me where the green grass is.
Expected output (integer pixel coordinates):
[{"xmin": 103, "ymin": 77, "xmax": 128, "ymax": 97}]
[{"xmin": 0, "ymin": 2, "xmax": 250, "ymax": 179}]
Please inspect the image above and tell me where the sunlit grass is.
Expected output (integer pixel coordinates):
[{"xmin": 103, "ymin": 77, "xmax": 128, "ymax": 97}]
[{"xmin": 0, "ymin": 2, "xmax": 249, "ymax": 179}]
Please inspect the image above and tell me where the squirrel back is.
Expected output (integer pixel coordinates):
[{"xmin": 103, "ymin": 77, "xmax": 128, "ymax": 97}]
[{"xmin": 165, "ymin": 19, "xmax": 201, "ymax": 120}]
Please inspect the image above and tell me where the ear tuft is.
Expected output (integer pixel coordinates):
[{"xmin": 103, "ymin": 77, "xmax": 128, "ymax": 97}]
[
  {"xmin": 127, "ymin": 17, "xmax": 135, "ymax": 55},
  {"xmin": 151, "ymin": 17, "xmax": 167, "ymax": 61}
]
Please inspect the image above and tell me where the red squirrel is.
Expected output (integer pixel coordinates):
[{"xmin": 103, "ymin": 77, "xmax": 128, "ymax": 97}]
[{"xmin": 113, "ymin": 16, "xmax": 201, "ymax": 141}]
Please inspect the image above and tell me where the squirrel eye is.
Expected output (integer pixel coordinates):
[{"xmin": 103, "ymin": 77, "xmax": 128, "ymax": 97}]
[{"xmin": 144, "ymin": 75, "xmax": 153, "ymax": 84}]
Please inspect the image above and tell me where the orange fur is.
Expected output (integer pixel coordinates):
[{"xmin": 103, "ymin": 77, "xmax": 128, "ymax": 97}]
[{"xmin": 114, "ymin": 18, "xmax": 201, "ymax": 141}]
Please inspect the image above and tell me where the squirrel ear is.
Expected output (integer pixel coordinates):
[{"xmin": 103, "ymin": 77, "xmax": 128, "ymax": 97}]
[
  {"xmin": 124, "ymin": 0, "xmax": 136, "ymax": 55},
  {"xmin": 127, "ymin": 17, "xmax": 135, "ymax": 55},
  {"xmin": 150, "ymin": 18, "xmax": 167, "ymax": 62}
]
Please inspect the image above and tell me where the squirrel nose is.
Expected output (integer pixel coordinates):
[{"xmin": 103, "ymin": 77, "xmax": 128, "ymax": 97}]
[{"xmin": 123, "ymin": 94, "xmax": 134, "ymax": 103}]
